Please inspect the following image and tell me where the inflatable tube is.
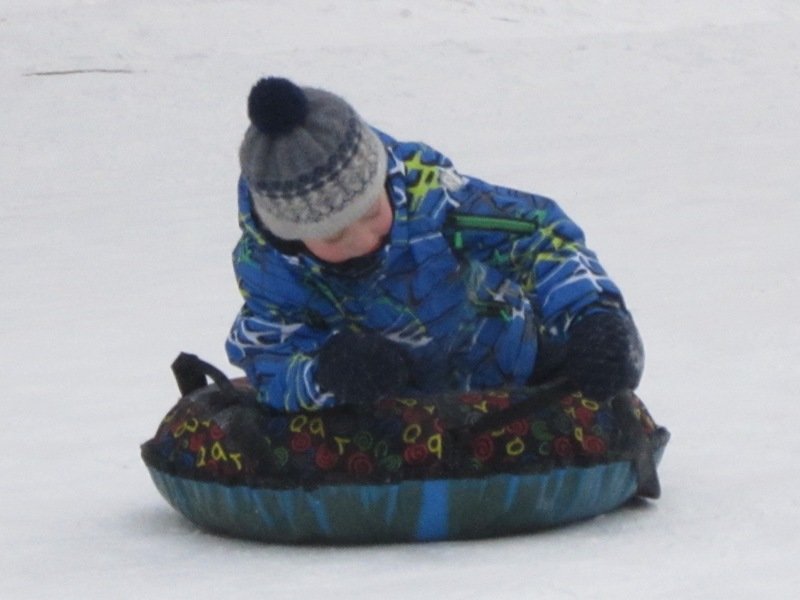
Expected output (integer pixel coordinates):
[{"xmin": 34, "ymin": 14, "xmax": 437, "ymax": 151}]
[{"xmin": 141, "ymin": 354, "xmax": 669, "ymax": 543}]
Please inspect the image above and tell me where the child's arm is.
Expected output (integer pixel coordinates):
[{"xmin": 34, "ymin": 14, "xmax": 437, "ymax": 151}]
[
  {"xmin": 448, "ymin": 181, "xmax": 643, "ymax": 396},
  {"xmin": 390, "ymin": 137, "xmax": 625, "ymax": 336},
  {"xmin": 223, "ymin": 225, "xmax": 337, "ymax": 411},
  {"xmin": 227, "ymin": 308, "xmax": 411, "ymax": 411},
  {"xmin": 226, "ymin": 305, "xmax": 333, "ymax": 411},
  {"xmin": 226, "ymin": 236, "xmax": 410, "ymax": 410},
  {"xmin": 449, "ymin": 182, "xmax": 626, "ymax": 338}
]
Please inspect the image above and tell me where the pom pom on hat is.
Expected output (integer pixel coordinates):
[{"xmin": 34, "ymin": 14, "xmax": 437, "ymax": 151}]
[{"xmin": 247, "ymin": 77, "xmax": 309, "ymax": 136}]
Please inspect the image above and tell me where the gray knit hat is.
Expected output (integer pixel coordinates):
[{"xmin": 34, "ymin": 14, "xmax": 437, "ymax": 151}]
[{"xmin": 239, "ymin": 77, "xmax": 387, "ymax": 241}]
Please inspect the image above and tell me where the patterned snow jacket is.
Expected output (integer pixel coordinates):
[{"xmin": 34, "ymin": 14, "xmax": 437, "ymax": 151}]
[{"xmin": 226, "ymin": 131, "xmax": 627, "ymax": 411}]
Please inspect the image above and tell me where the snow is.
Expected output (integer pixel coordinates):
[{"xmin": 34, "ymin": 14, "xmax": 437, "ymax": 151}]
[{"xmin": 2, "ymin": 1, "xmax": 799, "ymax": 597}]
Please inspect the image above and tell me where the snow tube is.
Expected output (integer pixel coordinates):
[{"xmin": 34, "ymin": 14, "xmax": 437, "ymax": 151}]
[{"xmin": 141, "ymin": 353, "xmax": 669, "ymax": 543}]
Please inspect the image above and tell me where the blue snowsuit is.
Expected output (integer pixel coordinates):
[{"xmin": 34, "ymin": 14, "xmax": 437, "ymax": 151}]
[{"xmin": 226, "ymin": 131, "xmax": 627, "ymax": 411}]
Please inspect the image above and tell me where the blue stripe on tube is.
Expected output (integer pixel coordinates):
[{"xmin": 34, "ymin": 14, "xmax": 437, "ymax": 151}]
[{"xmin": 415, "ymin": 479, "xmax": 449, "ymax": 541}]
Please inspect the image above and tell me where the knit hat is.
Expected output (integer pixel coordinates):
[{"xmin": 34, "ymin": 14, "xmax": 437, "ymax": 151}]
[{"xmin": 239, "ymin": 77, "xmax": 387, "ymax": 241}]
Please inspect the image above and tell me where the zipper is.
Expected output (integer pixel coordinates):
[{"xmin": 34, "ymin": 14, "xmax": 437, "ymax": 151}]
[{"xmin": 448, "ymin": 213, "xmax": 544, "ymax": 250}]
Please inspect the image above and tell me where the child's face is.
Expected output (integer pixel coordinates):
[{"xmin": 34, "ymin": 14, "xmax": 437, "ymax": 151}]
[{"xmin": 303, "ymin": 188, "xmax": 393, "ymax": 263}]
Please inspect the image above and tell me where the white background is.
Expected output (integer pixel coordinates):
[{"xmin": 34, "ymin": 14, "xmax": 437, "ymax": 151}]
[{"xmin": 2, "ymin": 1, "xmax": 799, "ymax": 598}]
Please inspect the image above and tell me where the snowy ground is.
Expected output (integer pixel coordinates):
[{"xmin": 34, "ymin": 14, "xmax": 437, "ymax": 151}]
[{"xmin": 2, "ymin": 1, "xmax": 799, "ymax": 598}]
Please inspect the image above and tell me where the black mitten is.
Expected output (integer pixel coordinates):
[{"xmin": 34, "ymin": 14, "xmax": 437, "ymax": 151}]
[
  {"xmin": 316, "ymin": 330, "xmax": 411, "ymax": 407},
  {"xmin": 562, "ymin": 311, "xmax": 644, "ymax": 401}
]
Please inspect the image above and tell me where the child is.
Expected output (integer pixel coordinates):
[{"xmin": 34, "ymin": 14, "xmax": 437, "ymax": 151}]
[{"xmin": 227, "ymin": 77, "xmax": 643, "ymax": 412}]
